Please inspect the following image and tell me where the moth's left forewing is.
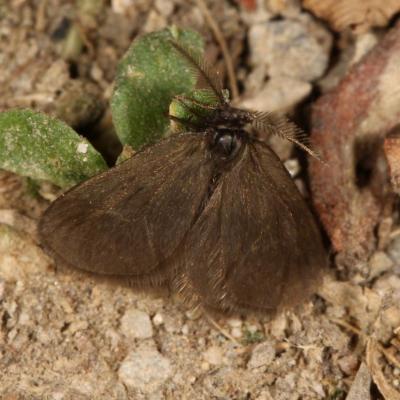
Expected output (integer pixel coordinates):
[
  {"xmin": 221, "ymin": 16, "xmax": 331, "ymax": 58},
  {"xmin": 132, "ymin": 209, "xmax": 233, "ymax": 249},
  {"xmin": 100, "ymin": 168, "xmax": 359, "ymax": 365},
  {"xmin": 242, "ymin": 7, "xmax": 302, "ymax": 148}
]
[
  {"xmin": 176, "ymin": 141, "xmax": 327, "ymax": 314},
  {"xmin": 39, "ymin": 133, "xmax": 214, "ymax": 287}
]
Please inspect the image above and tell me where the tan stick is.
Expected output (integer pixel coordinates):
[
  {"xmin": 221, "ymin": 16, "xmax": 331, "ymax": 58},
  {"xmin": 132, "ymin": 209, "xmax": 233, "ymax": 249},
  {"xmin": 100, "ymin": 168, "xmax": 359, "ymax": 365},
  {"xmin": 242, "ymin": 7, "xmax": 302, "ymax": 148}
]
[{"xmin": 195, "ymin": 0, "xmax": 239, "ymax": 101}]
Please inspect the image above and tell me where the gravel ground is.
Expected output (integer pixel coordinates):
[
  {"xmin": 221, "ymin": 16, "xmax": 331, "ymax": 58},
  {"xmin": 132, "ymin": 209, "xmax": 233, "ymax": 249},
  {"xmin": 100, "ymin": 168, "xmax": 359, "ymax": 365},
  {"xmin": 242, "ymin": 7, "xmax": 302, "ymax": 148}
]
[{"xmin": 1, "ymin": 1, "xmax": 400, "ymax": 399}]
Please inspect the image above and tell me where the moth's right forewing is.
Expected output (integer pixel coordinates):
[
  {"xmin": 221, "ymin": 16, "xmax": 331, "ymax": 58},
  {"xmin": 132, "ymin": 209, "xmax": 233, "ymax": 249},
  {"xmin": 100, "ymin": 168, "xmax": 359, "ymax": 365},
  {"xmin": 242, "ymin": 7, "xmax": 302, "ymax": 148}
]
[
  {"xmin": 39, "ymin": 134, "xmax": 212, "ymax": 286},
  {"xmin": 176, "ymin": 141, "xmax": 327, "ymax": 314}
]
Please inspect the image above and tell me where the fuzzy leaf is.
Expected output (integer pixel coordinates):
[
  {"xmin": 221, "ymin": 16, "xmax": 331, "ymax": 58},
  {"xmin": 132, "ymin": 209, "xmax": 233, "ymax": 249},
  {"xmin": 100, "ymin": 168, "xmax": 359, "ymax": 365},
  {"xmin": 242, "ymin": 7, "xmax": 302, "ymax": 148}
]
[
  {"xmin": 111, "ymin": 26, "xmax": 204, "ymax": 149},
  {"xmin": 0, "ymin": 109, "xmax": 107, "ymax": 188}
]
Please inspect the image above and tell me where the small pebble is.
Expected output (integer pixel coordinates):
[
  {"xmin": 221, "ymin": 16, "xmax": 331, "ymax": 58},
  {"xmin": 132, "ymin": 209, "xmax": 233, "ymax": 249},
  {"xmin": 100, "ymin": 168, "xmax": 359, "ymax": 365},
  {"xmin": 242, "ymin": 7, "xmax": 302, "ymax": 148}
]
[
  {"xmin": 249, "ymin": 19, "xmax": 330, "ymax": 81},
  {"xmin": 111, "ymin": 0, "xmax": 134, "ymax": 14},
  {"xmin": 338, "ymin": 354, "xmax": 359, "ymax": 376},
  {"xmin": 154, "ymin": 0, "xmax": 174, "ymax": 17},
  {"xmin": 246, "ymin": 324, "xmax": 259, "ymax": 334},
  {"xmin": 255, "ymin": 389, "xmax": 274, "ymax": 400},
  {"xmin": 105, "ymin": 328, "xmax": 121, "ymax": 349},
  {"xmin": 68, "ymin": 320, "xmax": 89, "ymax": 334},
  {"xmin": 247, "ymin": 342, "xmax": 276, "ymax": 369},
  {"xmin": 201, "ymin": 361, "xmax": 210, "ymax": 371},
  {"xmin": 143, "ymin": 10, "xmax": 167, "ymax": 33},
  {"xmin": 18, "ymin": 311, "xmax": 30, "ymax": 325},
  {"xmin": 181, "ymin": 324, "xmax": 189, "ymax": 335},
  {"xmin": 231, "ymin": 327, "xmax": 243, "ymax": 339},
  {"xmin": 268, "ymin": 0, "xmax": 300, "ymax": 16},
  {"xmin": 241, "ymin": 76, "xmax": 311, "ymax": 113},
  {"xmin": 381, "ymin": 306, "xmax": 400, "ymax": 330},
  {"xmin": 227, "ymin": 318, "xmax": 242, "ymax": 328},
  {"xmin": 369, "ymin": 251, "xmax": 394, "ymax": 279},
  {"xmin": 266, "ymin": 313, "xmax": 288, "ymax": 339},
  {"xmin": 163, "ymin": 315, "xmax": 180, "ymax": 334},
  {"xmin": 387, "ymin": 236, "xmax": 400, "ymax": 262},
  {"xmin": 275, "ymin": 372, "xmax": 296, "ymax": 391},
  {"xmin": 152, "ymin": 313, "xmax": 164, "ymax": 326},
  {"xmin": 203, "ymin": 346, "xmax": 223, "ymax": 365},
  {"xmin": 120, "ymin": 308, "xmax": 153, "ymax": 339},
  {"xmin": 118, "ymin": 348, "xmax": 172, "ymax": 393}
]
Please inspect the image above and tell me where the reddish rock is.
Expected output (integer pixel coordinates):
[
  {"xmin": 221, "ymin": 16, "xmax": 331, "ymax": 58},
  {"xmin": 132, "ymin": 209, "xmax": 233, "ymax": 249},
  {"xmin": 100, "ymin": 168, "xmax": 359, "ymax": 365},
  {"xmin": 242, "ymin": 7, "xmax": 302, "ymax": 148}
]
[
  {"xmin": 309, "ymin": 21, "xmax": 400, "ymax": 261},
  {"xmin": 384, "ymin": 137, "xmax": 400, "ymax": 194}
]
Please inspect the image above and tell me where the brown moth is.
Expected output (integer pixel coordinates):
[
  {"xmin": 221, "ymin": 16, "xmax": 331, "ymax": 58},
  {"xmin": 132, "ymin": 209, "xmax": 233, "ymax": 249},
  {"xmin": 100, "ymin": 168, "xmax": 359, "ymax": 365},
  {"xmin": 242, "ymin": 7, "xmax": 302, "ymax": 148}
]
[{"xmin": 39, "ymin": 42, "xmax": 327, "ymax": 315}]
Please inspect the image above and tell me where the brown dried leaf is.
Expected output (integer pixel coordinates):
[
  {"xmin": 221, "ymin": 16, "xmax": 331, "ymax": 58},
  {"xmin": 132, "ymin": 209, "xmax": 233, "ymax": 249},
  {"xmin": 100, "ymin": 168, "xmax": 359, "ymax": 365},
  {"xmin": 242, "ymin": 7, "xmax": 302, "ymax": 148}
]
[{"xmin": 303, "ymin": 0, "xmax": 400, "ymax": 32}]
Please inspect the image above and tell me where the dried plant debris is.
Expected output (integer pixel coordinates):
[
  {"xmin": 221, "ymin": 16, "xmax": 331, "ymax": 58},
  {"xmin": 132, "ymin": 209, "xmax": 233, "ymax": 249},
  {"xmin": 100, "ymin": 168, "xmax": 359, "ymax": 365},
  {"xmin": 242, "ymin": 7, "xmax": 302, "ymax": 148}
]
[
  {"xmin": 345, "ymin": 363, "xmax": 372, "ymax": 400},
  {"xmin": 309, "ymin": 21, "xmax": 400, "ymax": 261},
  {"xmin": 303, "ymin": 0, "xmax": 400, "ymax": 33},
  {"xmin": 367, "ymin": 338, "xmax": 400, "ymax": 400},
  {"xmin": 320, "ymin": 275, "xmax": 400, "ymax": 399}
]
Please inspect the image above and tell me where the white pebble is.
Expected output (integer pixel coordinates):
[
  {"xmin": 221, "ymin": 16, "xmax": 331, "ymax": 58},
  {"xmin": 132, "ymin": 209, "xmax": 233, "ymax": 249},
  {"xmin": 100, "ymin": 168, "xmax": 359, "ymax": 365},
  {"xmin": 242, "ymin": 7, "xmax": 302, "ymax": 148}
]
[
  {"xmin": 118, "ymin": 349, "xmax": 172, "ymax": 392},
  {"xmin": 111, "ymin": 0, "xmax": 134, "ymax": 14},
  {"xmin": 227, "ymin": 317, "xmax": 242, "ymax": 328},
  {"xmin": 120, "ymin": 308, "xmax": 153, "ymax": 339},
  {"xmin": 77, "ymin": 143, "xmax": 88, "ymax": 154},
  {"xmin": 152, "ymin": 313, "xmax": 164, "ymax": 326},
  {"xmin": 181, "ymin": 324, "xmax": 189, "ymax": 335},
  {"xmin": 203, "ymin": 346, "xmax": 223, "ymax": 365},
  {"xmin": 231, "ymin": 327, "xmax": 243, "ymax": 338},
  {"xmin": 247, "ymin": 342, "xmax": 276, "ymax": 369}
]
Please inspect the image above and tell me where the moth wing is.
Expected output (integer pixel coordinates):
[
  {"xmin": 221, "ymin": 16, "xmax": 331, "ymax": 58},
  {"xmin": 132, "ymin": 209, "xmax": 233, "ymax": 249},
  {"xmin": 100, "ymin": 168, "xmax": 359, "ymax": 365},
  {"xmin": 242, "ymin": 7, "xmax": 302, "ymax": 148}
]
[
  {"xmin": 39, "ymin": 133, "xmax": 212, "ymax": 286},
  {"xmin": 176, "ymin": 142, "xmax": 326, "ymax": 313}
]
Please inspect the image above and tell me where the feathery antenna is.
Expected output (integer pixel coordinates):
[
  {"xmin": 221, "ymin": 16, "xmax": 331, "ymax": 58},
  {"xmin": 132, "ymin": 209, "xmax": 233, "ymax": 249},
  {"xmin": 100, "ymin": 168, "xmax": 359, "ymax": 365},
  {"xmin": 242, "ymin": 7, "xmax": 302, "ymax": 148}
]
[
  {"xmin": 170, "ymin": 40, "xmax": 226, "ymax": 104},
  {"xmin": 252, "ymin": 112, "xmax": 323, "ymax": 161}
]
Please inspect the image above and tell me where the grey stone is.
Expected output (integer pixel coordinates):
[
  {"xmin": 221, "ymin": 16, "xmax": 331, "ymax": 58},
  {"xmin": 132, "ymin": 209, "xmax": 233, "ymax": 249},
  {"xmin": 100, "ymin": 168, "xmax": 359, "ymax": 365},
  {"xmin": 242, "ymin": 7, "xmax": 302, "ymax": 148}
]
[
  {"xmin": 203, "ymin": 346, "xmax": 223, "ymax": 365},
  {"xmin": 368, "ymin": 251, "xmax": 393, "ymax": 279},
  {"xmin": 241, "ymin": 76, "xmax": 311, "ymax": 113},
  {"xmin": 118, "ymin": 349, "xmax": 172, "ymax": 392},
  {"xmin": 249, "ymin": 19, "xmax": 330, "ymax": 82},
  {"xmin": 120, "ymin": 308, "xmax": 153, "ymax": 339},
  {"xmin": 247, "ymin": 341, "xmax": 276, "ymax": 369},
  {"xmin": 387, "ymin": 236, "xmax": 400, "ymax": 263}
]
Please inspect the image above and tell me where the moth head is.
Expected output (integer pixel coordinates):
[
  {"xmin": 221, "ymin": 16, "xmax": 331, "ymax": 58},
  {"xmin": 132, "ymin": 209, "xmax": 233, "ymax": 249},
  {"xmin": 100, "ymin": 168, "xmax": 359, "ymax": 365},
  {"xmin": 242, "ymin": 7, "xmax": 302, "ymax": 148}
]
[
  {"xmin": 209, "ymin": 128, "xmax": 243, "ymax": 160},
  {"xmin": 212, "ymin": 106, "xmax": 253, "ymax": 131},
  {"xmin": 169, "ymin": 39, "xmax": 322, "ymax": 162}
]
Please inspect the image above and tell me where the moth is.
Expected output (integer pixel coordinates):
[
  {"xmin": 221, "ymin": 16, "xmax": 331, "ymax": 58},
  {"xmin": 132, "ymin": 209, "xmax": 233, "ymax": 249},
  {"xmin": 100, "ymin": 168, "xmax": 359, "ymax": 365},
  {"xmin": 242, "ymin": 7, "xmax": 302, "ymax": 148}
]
[{"xmin": 39, "ymin": 41, "xmax": 327, "ymax": 315}]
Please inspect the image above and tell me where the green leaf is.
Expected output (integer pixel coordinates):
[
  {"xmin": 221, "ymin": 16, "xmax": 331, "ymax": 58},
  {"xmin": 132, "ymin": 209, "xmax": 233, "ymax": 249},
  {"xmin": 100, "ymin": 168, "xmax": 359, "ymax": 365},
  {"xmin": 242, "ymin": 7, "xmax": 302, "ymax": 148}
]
[
  {"xmin": 111, "ymin": 26, "xmax": 204, "ymax": 149},
  {"xmin": 0, "ymin": 109, "xmax": 108, "ymax": 188},
  {"xmin": 169, "ymin": 88, "xmax": 223, "ymax": 133}
]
